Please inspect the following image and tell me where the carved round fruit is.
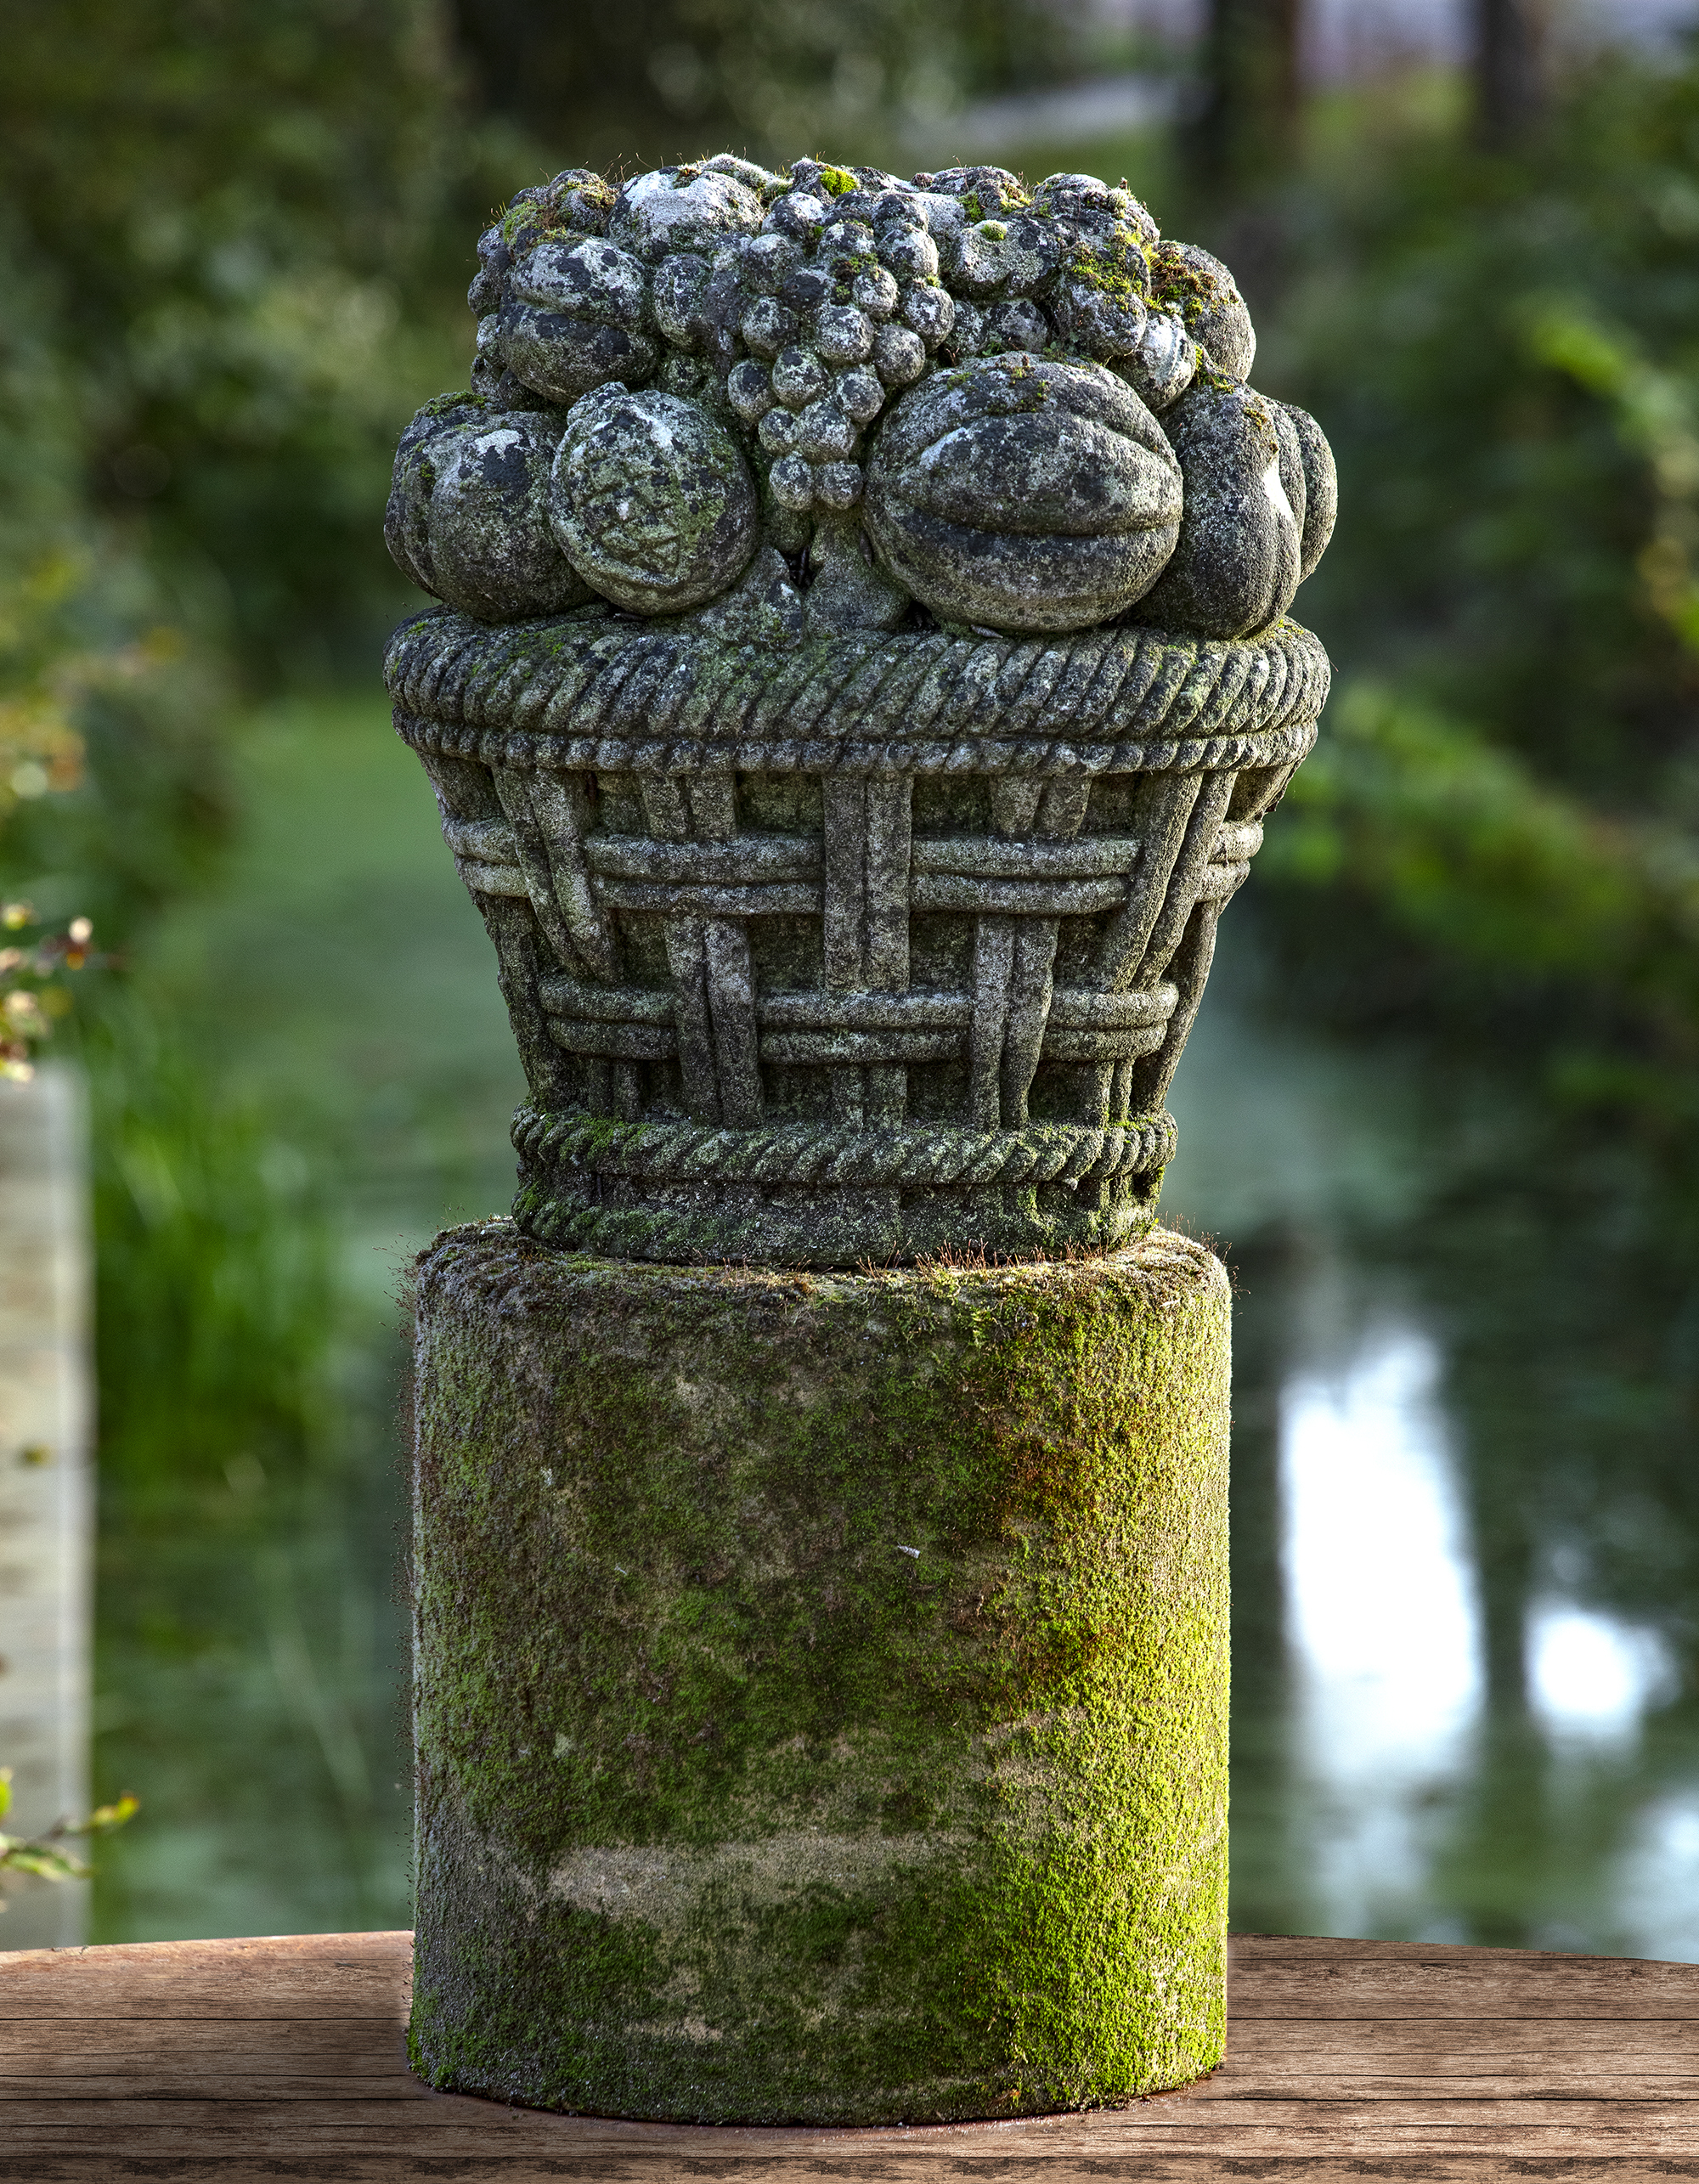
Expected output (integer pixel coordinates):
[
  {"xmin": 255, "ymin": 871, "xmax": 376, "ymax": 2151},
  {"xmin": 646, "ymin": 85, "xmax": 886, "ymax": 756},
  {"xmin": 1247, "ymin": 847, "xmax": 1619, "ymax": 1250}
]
[
  {"xmin": 548, "ymin": 386, "xmax": 758, "ymax": 615},
  {"xmin": 500, "ymin": 303, "xmax": 658, "ymax": 407},
  {"xmin": 1051, "ymin": 274, "xmax": 1146, "ymax": 359},
  {"xmin": 900, "ymin": 283, "xmax": 955, "ymax": 348},
  {"xmin": 608, "ymin": 166, "xmax": 765, "ymax": 261},
  {"xmin": 989, "ymin": 298, "xmax": 1049, "ymax": 353},
  {"xmin": 510, "ymin": 238, "xmax": 648, "ymax": 328},
  {"xmin": 872, "ymin": 322, "xmax": 925, "ymax": 387},
  {"xmin": 1116, "ymin": 311, "xmax": 1195, "ymax": 415},
  {"xmin": 768, "ymin": 453, "xmax": 814, "ymax": 511},
  {"xmin": 1153, "ymin": 243, "xmax": 1255, "ymax": 381},
  {"xmin": 863, "ymin": 356, "xmax": 1183, "ymax": 634},
  {"xmin": 386, "ymin": 405, "xmax": 594, "ymax": 623},
  {"xmin": 1130, "ymin": 382, "xmax": 1301, "ymax": 639},
  {"xmin": 1282, "ymin": 402, "xmax": 1337, "ymax": 579},
  {"xmin": 726, "ymin": 358, "xmax": 775, "ymax": 422}
]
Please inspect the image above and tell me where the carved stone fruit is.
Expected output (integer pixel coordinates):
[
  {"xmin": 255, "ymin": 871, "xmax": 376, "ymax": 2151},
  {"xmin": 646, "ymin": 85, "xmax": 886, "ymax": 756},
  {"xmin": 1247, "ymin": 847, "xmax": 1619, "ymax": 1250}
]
[
  {"xmin": 548, "ymin": 385, "xmax": 759, "ymax": 614},
  {"xmin": 386, "ymin": 404, "xmax": 593, "ymax": 623},
  {"xmin": 1115, "ymin": 311, "xmax": 1196, "ymax": 414},
  {"xmin": 1151, "ymin": 243, "xmax": 1256, "ymax": 381},
  {"xmin": 1281, "ymin": 402, "xmax": 1338, "ymax": 579},
  {"xmin": 500, "ymin": 308, "xmax": 660, "ymax": 408},
  {"xmin": 511, "ymin": 237, "xmax": 649, "ymax": 328},
  {"xmin": 608, "ymin": 165, "xmax": 766, "ymax": 262},
  {"xmin": 1131, "ymin": 381, "xmax": 1301, "ymax": 639},
  {"xmin": 863, "ymin": 355, "xmax": 1183, "ymax": 633},
  {"xmin": 498, "ymin": 236, "xmax": 658, "ymax": 406}
]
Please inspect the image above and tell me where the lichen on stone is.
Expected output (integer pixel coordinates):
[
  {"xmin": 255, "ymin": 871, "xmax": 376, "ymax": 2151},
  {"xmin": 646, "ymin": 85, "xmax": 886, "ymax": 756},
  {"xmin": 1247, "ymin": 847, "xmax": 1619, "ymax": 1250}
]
[
  {"xmin": 409, "ymin": 1222, "xmax": 1231, "ymax": 2125},
  {"xmin": 392, "ymin": 150, "xmax": 1335, "ymax": 2125},
  {"xmin": 392, "ymin": 153, "xmax": 1334, "ymax": 646}
]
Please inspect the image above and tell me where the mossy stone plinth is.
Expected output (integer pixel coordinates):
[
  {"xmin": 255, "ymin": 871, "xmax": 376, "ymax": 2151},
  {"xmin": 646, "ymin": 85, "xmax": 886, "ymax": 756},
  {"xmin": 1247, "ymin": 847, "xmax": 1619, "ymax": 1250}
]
[{"xmin": 410, "ymin": 1220, "xmax": 1230, "ymax": 2125}]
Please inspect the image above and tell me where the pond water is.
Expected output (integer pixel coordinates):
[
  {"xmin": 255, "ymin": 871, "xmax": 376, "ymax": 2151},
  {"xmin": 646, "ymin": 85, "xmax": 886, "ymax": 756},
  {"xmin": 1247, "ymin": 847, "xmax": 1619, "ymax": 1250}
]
[
  {"xmin": 83, "ymin": 693, "xmax": 1699, "ymax": 1954},
  {"xmin": 1168, "ymin": 952, "xmax": 1699, "ymax": 1955}
]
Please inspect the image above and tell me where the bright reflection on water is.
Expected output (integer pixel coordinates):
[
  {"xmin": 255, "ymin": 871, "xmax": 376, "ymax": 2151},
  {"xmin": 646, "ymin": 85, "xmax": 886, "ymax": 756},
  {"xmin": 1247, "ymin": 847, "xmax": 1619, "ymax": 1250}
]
[
  {"xmin": 1527, "ymin": 1606, "xmax": 1675, "ymax": 1743},
  {"xmin": 1621, "ymin": 1797, "xmax": 1699, "ymax": 1961},
  {"xmin": 1273, "ymin": 1323, "xmax": 1691, "ymax": 1944},
  {"xmin": 1280, "ymin": 1325, "xmax": 1481, "ymax": 1937}
]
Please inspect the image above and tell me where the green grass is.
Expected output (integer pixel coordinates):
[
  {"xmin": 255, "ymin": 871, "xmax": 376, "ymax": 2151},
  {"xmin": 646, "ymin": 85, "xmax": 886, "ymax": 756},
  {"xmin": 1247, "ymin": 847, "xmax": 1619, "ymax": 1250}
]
[
  {"xmin": 137, "ymin": 687, "xmax": 526, "ymax": 1285},
  {"xmin": 90, "ymin": 684, "xmax": 523, "ymax": 1940}
]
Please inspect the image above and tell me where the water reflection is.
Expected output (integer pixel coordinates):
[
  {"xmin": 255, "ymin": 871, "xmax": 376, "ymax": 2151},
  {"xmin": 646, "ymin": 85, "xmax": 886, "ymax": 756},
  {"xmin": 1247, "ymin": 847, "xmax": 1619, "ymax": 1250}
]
[
  {"xmin": 1168, "ymin": 925, "xmax": 1699, "ymax": 1957},
  {"xmin": 1281, "ymin": 1321, "xmax": 1481, "ymax": 1939},
  {"xmin": 1622, "ymin": 1797, "xmax": 1699, "ymax": 1960},
  {"xmin": 76, "ymin": 695, "xmax": 1699, "ymax": 1953},
  {"xmin": 1527, "ymin": 1606, "xmax": 1675, "ymax": 1744}
]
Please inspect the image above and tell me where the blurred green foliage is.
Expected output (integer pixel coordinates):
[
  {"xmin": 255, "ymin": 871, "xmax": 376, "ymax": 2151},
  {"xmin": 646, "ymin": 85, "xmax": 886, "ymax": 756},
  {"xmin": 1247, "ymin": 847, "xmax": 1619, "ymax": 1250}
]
[
  {"xmin": 86, "ymin": 990, "xmax": 339, "ymax": 1489},
  {"xmin": 0, "ymin": 0, "xmax": 481, "ymax": 674},
  {"xmin": 1253, "ymin": 48, "xmax": 1699, "ymax": 1134},
  {"xmin": 0, "ymin": 1, "xmax": 487, "ymax": 1488},
  {"xmin": 449, "ymin": 0, "xmax": 1111, "ymax": 175}
]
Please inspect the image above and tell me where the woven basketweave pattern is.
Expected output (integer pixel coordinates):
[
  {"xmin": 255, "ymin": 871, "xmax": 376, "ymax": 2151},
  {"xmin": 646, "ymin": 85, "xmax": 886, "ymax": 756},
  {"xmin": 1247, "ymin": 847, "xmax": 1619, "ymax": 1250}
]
[{"xmin": 388, "ymin": 610, "xmax": 1327, "ymax": 1263}]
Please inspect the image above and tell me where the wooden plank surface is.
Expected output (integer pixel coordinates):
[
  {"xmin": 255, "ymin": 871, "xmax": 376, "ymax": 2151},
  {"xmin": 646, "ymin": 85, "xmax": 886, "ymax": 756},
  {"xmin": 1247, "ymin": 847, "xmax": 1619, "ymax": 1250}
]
[{"xmin": 4, "ymin": 1927, "xmax": 1698, "ymax": 2179}]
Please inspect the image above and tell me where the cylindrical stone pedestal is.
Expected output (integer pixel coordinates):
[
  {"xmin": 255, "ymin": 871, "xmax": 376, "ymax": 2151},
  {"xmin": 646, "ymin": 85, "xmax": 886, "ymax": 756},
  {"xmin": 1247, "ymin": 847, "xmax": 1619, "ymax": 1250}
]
[{"xmin": 409, "ymin": 1220, "xmax": 1229, "ymax": 2126}]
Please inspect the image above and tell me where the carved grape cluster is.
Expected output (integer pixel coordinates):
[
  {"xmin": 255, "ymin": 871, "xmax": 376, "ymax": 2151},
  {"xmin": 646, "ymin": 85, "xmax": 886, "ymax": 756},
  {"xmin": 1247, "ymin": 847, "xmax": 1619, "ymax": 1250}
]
[{"xmin": 722, "ymin": 190, "xmax": 943, "ymax": 517}]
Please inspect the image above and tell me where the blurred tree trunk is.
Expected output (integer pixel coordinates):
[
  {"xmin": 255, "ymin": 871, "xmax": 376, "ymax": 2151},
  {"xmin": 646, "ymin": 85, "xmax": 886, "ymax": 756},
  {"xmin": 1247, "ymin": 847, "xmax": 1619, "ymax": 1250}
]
[
  {"xmin": 1190, "ymin": 0, "xmax": 1302, "ymax": 192},
  {"xmin": 1473, "ymin": 0, "xmax": 1545, "ymax": 148}
]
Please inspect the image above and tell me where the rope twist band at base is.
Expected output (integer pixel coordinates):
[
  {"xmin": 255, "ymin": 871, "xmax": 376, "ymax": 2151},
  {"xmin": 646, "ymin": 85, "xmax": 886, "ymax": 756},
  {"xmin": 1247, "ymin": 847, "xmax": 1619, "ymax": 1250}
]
[
  {"xmin": 512, "ymin": 1107, "xmax": 1177, "ymax": 1189},
  {"xmin": 508, "ymin": 1106, "xmax": 1176, "ymax": 1266}
]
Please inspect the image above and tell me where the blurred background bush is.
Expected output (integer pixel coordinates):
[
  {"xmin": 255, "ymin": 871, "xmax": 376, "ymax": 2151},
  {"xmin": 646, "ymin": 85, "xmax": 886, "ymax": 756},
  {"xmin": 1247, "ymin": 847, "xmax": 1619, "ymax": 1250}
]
[{"xmin": 7, "ymin": 0, "xmax": 1699, "ymax": 1946}]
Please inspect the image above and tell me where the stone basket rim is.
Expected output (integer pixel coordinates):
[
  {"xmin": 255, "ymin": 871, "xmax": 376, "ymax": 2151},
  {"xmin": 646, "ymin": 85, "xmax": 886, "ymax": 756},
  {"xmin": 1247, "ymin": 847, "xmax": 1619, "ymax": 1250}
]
[{"xmin": 385, "ymin": 606, "xmax": 1329, "ymax": 779}]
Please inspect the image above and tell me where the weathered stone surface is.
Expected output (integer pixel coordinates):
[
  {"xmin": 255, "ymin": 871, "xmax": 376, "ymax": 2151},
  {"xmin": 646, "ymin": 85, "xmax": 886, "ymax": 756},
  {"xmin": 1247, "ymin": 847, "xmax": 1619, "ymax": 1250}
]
[
  {"xmin": 608, "ymin": 164, "xmax": 766, "ymax": 262},
  {"xmin": 1132, "ymin": 381, "xmax": 1301, "ymax": 640},
  {"xmin": 549, "ymin": 385, "xmax": 759, "ymax": 614},
  {"xmin": 386, "ymin": 599, "xmax": 1326, "ymax": 1265},
  {"xmin": 499, "ymin": 240, "xmax": 658, "ymax": 409},
  {"xmin": 384, "ymin": 403, "xmax": 593, "ymax": 623},
  {"xmin": 500, "ymin": 304, "xmax": 661, "ymax": 409},
  {"xmin": 410, "ymin": 1222, "xmax": 1230, "ymax": 2125},
  {"xmin": 511, "ymin": 236, "xmax": 649, "ymax": 328},
  {"xmin": 863, "ymin": 355, "xmax": 1183, "ymax": 633},
  {"xmin": 414, "ymin": 154, "xmax": 1339, "ymax": 644},
  {"xmin": 663, "ymin": 543, "xmax": 805, "ymax": 649},
  {"xmin": 1284, "ymin": 399, "xmax": 1339, "ymax": 579},
  {"xmin": 1151, "ymin": 243, "xmax": 1256, "ymax": 381},
  {"xmin": 1048, "ymin": 228, "xmax": 1153, "ymax": 360},
  {"xmin": 392, "ymin": 154, "xmax": 1340, "ymax": 2136},
  {"xmin": 1115, "ymin": 309, "xmax": 1197, "ymax": 414},
  {"xmin": 802, "ymin": 512, "xmax": 912, "ymax": 635}
]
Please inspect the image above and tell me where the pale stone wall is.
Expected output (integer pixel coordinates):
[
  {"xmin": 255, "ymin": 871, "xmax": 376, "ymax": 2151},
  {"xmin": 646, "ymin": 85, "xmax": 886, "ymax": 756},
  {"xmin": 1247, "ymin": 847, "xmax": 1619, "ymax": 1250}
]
[{"xmin": 0, "ymin": 1065, "xmax": 93, "ymax": 1950}]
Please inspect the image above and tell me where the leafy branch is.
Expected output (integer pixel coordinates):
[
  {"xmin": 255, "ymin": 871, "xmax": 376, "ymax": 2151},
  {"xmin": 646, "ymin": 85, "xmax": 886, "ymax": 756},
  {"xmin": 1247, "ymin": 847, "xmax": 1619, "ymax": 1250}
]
[
  {"xmin": 0, "ymin": 1766, "xmax": 137, "ymax": 1895},
  {"xmin": 0, "ymin": 900, "xmax": 99, "ymax": 1081}
]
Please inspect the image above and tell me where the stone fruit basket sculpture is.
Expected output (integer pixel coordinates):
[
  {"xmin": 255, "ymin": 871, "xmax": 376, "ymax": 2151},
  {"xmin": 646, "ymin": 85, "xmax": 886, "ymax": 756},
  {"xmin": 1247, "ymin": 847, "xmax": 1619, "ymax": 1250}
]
[{"xmin": 385, "ymin": 155, "xmax": 1335, "ymax": 1265}]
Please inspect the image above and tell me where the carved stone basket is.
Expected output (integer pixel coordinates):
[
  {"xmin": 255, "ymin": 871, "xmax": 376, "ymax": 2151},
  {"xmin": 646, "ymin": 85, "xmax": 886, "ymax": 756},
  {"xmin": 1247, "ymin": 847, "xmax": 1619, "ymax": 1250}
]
[{"xmin": 387, "ymin": 605, "xmax": 1328, "ymax": 1266}]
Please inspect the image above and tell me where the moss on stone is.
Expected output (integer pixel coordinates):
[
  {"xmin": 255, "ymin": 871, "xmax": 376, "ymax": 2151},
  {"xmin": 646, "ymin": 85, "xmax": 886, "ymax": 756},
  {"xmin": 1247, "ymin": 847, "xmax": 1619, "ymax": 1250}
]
[{"xmin": 410, "ymin": 1222, "xmax": 1230, "ymax": 2125}]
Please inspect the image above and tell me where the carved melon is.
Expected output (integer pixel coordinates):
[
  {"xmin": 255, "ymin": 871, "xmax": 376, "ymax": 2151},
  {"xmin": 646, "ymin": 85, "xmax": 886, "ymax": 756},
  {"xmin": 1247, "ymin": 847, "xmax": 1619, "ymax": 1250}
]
[
  {"xmin": 1131, "ymin": 381, "xmax": 1315, "ymax": 640},
  {"xmin": 862, "ymin": 356, "xmax": 1183, "ymax": 634}
]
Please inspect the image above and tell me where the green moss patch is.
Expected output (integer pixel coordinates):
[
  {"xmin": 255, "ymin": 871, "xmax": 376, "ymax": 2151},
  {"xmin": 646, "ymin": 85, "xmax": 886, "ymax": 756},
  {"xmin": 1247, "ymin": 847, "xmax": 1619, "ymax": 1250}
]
[{"xmin": 410, "ymin": 1223, "xmax": 1230, "ymax": 2125}]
